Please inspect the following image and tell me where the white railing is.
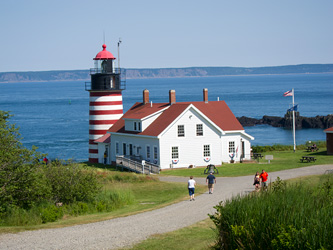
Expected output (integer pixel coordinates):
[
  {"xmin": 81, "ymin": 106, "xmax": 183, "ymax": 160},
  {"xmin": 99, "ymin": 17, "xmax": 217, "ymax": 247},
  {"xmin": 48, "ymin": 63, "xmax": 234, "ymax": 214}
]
[{"xmin": 116, "ymin": 155, "xmax": 160, "ymax": 174}]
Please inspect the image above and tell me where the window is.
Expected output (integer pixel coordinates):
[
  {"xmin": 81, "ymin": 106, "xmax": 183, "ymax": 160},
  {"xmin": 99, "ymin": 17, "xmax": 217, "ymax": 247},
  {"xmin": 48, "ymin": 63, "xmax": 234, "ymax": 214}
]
[
  {"xmin": 172, "ymin": 146, "xmax": 179, "ymax": 159},
  {"xmin": 123, "ymin": 143, "xmax": 127, "ymax": 155},
  {"xmin": 138, "ymin": 122, "xmax": 141, "ymax": 131},
  {"xmin": 203, "ymin": 144, "xmax": 210, "ymax": 157},
  {"xmin": 115, "ymin": 142, "xmax": 119, "ymax": 154},
  {"xmin": 134, "ymin": 122, "xmax": 137, "ymax": 130},
  {"xmin": 146, "ymin": 145, "xmax": 150, "ymax": 159},
  {"xmin": 129, "ymin": 144, "xmax": 133, "ymax": 155},
  {"xmin": 178, "ymin": 125, "xmax": 185, "ymax": 137},
  {"xmin": 154, "ymin": 146, "xmax": 158, "ymax": 159},
  {"xmin": 229, "ymin": 141, "xmax": 235, "ymax": 153},
  {"xmin": 196, "ymin": 124, "xmax": 203, "ymax": 136}
]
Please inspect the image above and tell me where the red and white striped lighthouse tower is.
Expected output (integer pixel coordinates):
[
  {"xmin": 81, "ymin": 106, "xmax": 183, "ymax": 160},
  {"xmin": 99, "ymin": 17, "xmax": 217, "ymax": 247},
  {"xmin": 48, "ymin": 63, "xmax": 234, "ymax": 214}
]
[{"xmin": 86, "ymin": 44, "xmax": 125, "ymax": 163}]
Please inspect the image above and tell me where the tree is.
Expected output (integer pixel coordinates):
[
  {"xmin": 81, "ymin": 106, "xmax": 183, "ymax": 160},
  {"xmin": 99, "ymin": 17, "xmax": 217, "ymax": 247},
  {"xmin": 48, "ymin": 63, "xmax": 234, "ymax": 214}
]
[{"xmin": 0, "ymin": 111, "xmax": 50, "ymax": 210}]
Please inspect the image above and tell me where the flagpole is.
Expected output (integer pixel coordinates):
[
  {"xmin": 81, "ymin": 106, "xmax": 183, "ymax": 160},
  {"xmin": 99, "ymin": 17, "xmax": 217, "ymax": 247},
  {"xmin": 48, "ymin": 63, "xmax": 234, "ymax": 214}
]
[{"xmin": 292, "ymin": 88, "xmax": 296, "ymax": 152}]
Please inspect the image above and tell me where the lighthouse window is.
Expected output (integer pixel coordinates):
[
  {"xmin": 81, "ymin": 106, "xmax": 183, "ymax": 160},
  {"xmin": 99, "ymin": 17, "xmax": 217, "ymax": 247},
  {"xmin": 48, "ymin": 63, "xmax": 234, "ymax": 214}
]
[{"xmin": 203, "ymin": 145, "xmax": 210, "ymax": 157}]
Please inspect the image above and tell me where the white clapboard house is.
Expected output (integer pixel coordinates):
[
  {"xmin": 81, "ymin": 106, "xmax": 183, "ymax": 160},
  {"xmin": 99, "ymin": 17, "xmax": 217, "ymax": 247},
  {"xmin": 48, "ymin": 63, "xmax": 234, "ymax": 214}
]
[{"xmin": 96, "ymin": 89, "xmax": 254, "ymax": 169}]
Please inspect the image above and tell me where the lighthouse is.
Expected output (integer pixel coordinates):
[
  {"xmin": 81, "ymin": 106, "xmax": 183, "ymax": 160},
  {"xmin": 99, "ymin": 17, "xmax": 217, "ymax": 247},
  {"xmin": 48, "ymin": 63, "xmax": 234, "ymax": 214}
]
[{"xmin": 86, "ymin": 44, "xmax": 125, "ymax": 163}]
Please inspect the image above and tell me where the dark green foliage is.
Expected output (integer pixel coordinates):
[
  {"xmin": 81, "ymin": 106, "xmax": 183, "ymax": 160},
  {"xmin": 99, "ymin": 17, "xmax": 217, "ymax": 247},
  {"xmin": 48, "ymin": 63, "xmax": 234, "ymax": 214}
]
[
  {"xmin": 0, "ymin": 111, "xmax": 127, "ymax": 226},
  {"xmin": 252, "ymin": 141, "xmax": 326, "ymax": 153},
  {"xmin": 43, "ymin": 160, "xmax": 101, "ymax": 204},
  {"xmin": 210, "ymin": 175, "xmax": 333, "ymax": 249},
  {"xmin": 40, "ymin": 205, "xmax": 64, "ymax": 223},
  {"xmin": 0, "ymin": 111, "xmax": 49, "ymax": 210}
]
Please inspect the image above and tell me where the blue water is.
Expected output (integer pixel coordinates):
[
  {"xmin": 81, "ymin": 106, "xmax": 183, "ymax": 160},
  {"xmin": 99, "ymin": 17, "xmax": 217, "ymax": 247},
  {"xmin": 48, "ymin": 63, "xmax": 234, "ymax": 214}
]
[{"xmin": 0, "ymin": 73, "xmax": 332, "ymax": 161}]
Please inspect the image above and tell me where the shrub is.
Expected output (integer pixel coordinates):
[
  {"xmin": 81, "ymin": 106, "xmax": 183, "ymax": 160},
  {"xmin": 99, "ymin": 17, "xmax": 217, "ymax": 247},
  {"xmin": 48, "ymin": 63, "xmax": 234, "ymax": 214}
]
[
  {"xmin": 43, "ymin": 161, "xmax": 101, "ymax": 204},
  {"xmin": 40, "ymin": 205, "xmax": 64, "ymax": 223},
  {"xmin": 210, "ymin": 175, "xmax": 333, "ymax": 249}
]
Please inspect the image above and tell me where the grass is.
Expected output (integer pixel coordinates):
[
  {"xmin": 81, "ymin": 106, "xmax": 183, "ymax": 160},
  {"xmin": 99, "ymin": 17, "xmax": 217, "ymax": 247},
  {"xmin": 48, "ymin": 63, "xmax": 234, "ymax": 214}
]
[
  {"xmin": 0, "ymin": 171, "xmax": 206, "ymax": 234},
  {"xmin": 210, "ymin": 174, "xmax": 333, "ymax": 249},
  {"xmin": 160, "ymin": 147, "xmax": 333, "ymax": 177},
  {"xmin": 125, "ymin": 174, "xmax": 333, "ymax": 250},
  {"xmin": 121, "ymin": 219, "xmax": 216, "ymax": 250}
]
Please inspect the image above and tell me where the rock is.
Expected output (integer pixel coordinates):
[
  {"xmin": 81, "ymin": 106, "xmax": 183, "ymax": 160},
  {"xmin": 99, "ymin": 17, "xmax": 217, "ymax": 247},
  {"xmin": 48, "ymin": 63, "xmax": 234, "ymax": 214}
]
[{"xmin": 237, "ymin": 113, "xmax": 333, "ymax": 129}]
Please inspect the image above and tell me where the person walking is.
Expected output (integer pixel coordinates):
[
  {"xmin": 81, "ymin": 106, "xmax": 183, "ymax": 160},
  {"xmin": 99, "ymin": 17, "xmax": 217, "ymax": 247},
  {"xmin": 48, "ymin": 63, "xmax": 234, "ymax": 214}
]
[
  {"xmin": 253, "ymin": 171, "xmax": 260, "ymax": 191},
  {"xmin": 260, "ymin": 169, "xmax": 269, "ymax": 190},
  {"xmin": 43, "ymin": 157, "xmax": 48, "ymax": 165},
  {"xmin": 188, "ymin": 176, "xmax": 196, "ymax": 201},
  {"xmin": 206, "ymin": 172, "xmax": 216, "ymax": 194},
  {"xmin": 103, "ymin": 151, "xmax": 107, "ymax": 165}
]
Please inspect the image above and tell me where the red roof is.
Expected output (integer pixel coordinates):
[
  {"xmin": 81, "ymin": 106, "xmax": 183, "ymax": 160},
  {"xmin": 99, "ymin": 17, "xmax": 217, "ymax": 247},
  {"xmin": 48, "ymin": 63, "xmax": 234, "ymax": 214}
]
[
  {"xmin": 94, "ymin": 133, "xmax": 110, "ymax": 143},
  {"xmin": 324, "ymin": 127, "xmax": 333, "ymax": 133},
  {"xmin": 93, "ymin": 44, "xmax": 116, "ymax": 60},
  {"xmin": 108, "ymin": 100, "xmax": 244, "ymax": 137}
]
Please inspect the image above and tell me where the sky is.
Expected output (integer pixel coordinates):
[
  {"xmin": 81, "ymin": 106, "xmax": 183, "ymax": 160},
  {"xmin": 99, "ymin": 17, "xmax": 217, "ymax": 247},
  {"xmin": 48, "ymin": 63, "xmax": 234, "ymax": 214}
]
[{"xmin": 0, "ymin": 0, "xmax": 332, "ymax": 72}]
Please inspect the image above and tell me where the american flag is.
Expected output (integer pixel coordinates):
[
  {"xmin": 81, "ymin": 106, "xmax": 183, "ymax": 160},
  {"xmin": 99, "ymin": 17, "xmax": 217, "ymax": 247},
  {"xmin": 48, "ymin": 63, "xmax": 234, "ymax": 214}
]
[{"xmin": 283, "ymin": 90, "xmax": 293, "ymax": 97}]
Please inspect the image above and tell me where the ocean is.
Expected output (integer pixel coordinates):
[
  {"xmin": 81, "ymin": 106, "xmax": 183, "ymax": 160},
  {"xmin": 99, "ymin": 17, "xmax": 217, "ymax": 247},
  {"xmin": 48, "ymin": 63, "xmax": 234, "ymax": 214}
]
[{"xmin": 0, "ymin": 73, "xmax": 332, "ymax": 161}]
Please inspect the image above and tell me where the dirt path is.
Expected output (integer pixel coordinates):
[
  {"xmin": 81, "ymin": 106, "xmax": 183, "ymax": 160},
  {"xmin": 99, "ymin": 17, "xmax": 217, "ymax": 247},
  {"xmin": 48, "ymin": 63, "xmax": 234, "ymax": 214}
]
[{"xmin": 0, "ymin": 165, "xmax": 332, "ymax": 250}]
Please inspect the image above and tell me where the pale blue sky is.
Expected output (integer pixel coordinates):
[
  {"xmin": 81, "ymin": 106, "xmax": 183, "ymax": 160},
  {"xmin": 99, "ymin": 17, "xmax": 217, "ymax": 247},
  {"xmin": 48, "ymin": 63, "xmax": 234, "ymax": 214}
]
[{"xmin": 0, "ymin": 0, "xmax": 332, "ymax": 72}]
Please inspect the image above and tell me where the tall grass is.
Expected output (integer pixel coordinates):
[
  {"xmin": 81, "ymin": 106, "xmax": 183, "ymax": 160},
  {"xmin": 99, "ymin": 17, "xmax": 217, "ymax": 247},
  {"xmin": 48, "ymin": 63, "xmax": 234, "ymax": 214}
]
[
  {"xmin": 0, "ymin": 187, "xmax": 135, "ymax": 226},
  {"xmin": 210, "ymin": 175, "xmax": 333, "ymax": 249}
]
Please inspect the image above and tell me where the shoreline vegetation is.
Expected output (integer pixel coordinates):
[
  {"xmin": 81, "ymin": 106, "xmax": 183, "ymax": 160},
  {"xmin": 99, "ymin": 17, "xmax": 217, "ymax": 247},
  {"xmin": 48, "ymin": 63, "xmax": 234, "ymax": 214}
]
[
  {"xmin": 237, "ymin": 112, "xmax": 332, "ymax": 129},
  {"xmin": 1, "ymin": 64, "xmax": 333, "ymax": 83}
]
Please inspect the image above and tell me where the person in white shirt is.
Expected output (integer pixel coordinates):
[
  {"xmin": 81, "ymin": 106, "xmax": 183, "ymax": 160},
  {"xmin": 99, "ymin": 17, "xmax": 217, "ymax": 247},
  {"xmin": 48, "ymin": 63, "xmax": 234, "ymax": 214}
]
[{"xmin": 188, "ymin": 176, "xmax": 196, "ymax": 201}]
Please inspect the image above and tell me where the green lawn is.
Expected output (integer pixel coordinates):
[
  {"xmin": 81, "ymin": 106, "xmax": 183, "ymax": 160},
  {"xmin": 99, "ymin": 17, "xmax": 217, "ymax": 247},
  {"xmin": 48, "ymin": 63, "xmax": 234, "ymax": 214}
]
[
  {"xmin": 0, "ymin": 173, "xmax": 206, "ymax": 234},
  {"xmin": 122, "ymin": 219, "xmax": 216, "ymax": 250},
  {"xmin": 160, "ymin": 148, "xmax": 333, "ymax": 177}
]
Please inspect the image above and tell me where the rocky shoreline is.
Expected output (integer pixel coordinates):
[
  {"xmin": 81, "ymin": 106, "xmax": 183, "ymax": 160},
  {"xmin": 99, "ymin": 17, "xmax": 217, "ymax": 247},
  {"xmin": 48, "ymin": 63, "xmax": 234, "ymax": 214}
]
[{"xmin": 237, "ymin": 112, "xmax": 332, "ymax": 129}]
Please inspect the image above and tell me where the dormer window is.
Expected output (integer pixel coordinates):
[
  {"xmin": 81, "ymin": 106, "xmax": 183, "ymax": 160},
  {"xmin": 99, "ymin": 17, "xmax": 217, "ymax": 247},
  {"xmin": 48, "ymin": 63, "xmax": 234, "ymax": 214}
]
[
  {"xmin": 138, "ymin": 122, "xmax": 141, "ymax": 131},
  {"xmin": 134, "ymin": 122, "xmax": 137, "ymax": 130}
]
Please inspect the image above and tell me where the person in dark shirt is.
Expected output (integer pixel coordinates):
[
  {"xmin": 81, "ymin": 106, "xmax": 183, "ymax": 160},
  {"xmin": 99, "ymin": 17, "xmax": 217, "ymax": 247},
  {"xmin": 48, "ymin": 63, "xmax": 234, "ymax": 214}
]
[{"xmin": 206, "ymin": 172, "xmax": 216, "ymax": 194}]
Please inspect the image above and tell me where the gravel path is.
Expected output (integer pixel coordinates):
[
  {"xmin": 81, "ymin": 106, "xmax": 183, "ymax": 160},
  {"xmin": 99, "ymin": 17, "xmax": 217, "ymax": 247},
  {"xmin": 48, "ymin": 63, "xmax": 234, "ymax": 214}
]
[{"xmin": 0, "ymin": 164, "xmax": 332, "ymax": 250}]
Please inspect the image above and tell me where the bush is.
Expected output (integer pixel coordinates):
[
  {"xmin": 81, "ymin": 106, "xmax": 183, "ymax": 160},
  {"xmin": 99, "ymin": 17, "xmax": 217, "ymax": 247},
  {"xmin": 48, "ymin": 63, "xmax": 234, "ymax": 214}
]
[
  {"xmin": 210, "ymin": 175, "xmax": 333, "ymax": 249},
  {"xmin": 43, "ymin": 160, "xmax": 101, "ymax": 204},
  {"xmin": 0, "ymin": 111, "xmax": 50, "ymax": 210},
  {"xmin": 40, "ymin": 205, "xmax": 64, "ymax": 223}
]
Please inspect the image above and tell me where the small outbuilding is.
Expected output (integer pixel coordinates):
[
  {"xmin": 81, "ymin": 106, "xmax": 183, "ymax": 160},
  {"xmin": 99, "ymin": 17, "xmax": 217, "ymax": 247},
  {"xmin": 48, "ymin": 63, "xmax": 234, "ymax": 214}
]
[{"xmin": 324, "ymin": 127, "xmax": 333, "ymax": 155}]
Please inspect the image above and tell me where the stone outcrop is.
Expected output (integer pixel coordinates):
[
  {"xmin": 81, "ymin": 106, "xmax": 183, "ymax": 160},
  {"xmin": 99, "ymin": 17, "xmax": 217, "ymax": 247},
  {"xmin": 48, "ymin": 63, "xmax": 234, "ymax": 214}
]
[{"xmin": 238, "ymin": 112, "xmax": 333, "ymax": 129}]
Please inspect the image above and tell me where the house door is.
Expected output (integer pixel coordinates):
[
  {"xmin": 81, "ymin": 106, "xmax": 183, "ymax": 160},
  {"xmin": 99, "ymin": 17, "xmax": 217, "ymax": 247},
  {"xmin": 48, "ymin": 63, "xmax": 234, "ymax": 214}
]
[
  {"xmin": 104, "ymin": 145, "xmax": 109, "ymax": 164},
  {"xmin": 241, "ymin": 141, "xmax": 245, "ymax": 159}
]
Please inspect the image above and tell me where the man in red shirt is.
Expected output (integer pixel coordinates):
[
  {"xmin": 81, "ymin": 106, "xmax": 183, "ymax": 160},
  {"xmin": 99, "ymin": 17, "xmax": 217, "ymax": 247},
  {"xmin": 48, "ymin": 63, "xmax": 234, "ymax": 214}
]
[{"xmin": 260, "ymin": 169, "xmax": 268, "ymax": 190}]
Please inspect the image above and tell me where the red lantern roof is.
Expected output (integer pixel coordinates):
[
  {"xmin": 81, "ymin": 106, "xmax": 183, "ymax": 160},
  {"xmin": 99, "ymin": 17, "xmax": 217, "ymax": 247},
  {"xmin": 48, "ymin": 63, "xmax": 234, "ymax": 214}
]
[{"xmin": 93, "ymin": 44, "xmax": 116, "ymax": 60}]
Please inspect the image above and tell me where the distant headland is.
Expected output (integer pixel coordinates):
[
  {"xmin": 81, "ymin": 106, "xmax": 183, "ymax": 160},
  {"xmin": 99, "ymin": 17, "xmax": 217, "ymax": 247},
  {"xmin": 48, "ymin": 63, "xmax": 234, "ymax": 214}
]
[
  {"xmin": 238, "ymin": 112, "xmax": 333, "ymax": 129},
  {"xmin": 0, "ymin": 64, "xmax": 333, "ymax": 83}
]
